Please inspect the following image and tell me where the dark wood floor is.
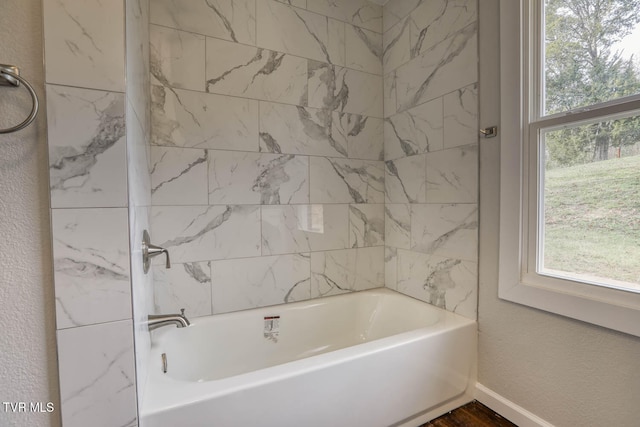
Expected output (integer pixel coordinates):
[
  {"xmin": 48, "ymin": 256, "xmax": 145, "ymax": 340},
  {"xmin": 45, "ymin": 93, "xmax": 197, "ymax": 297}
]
[{"xmin": 420, "ymin": 401, "xmax": 517, "ymax": 427}]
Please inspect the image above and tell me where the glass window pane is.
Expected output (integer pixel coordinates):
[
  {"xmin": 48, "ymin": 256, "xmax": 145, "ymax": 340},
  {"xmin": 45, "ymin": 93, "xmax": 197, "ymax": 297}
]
[
  {"xmin": 543, "ymin": 0, "xmax": 640, "ymax": 115},
  {"xmin": 540, "ymin": 113, "xmax": 640, "ymax": 292}
]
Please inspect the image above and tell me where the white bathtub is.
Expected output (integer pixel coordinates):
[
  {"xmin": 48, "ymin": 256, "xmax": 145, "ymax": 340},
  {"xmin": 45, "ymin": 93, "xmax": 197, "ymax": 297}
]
[{"xmin": 141, "ymin": 288, "xmax": 477, "ymax": 427}]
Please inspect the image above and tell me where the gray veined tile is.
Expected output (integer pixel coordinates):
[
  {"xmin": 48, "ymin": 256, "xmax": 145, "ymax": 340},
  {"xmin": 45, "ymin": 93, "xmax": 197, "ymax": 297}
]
[
  {"xmin": 57, "ymin": 321, "xmax": 136, "ymax": 427},
  {"xmin": 385, "ymin": 246, "xmax": 399, "ymax": 290},
  {"xmin": 206, "ymin": 37, "xmax": 307, "ymax": 105},
  {"xmin": 307, "ymin": 0, "xmax": 382, "ymax": 33},
  {"xmin": 151, "ymin": 146, "xmax": 208, "ymax": 205},
  {"xmin": 126, "ymin": 0, "xmax": 151, "ymax": 132},
  {"xmin": 259, "ymin": 102, "xmax": 347, "ymax": 158},
  {"xmin": 426, "ymin": 144, "xmax": 478, "ymax": 203},
  {"xmin": 310, "ymin": 157, "xmax": 384, "ymax": 204},
  {"xmin": 151, "ymin": 85, "xmax": 258, "ymax": 151},
  {"xmin": 276, "ymin": 0, "xmax": 307, "ymax": 7},
  {"xmin": 151, "ymin": 205, "xmax": 261, "ymax": 263},
  {"xmin": 150, "ymin": 25, "xmax": 205, "ymax": 91},
  {"xmin": 262, "ymin": 204, "xmax": 350, "ymax": 255},
  {"xmin": 328, "ymin": 19, "xmax": 346, "ymax": 67},
  {"xmin": 308, "ymin": 61, "xmax": 383, "ymax": 118},
  {"xmin": 211, "ymin": 254, "xmax": 311, "ymax": 313},
  {"xmin": 127, "ymin": 100, "xmax": 152, "ymax": 209},
  {"xmin": 154, "ymin": 262, "xmax": 212, "ymax": 317},
  {"xmin": 384, "ymin": 71, "xmax": 398, "ymax": 118},
  {"xmin": 349, "ymin": 204, "xmax": 385, "ymax": 248},
  {"xmin": 47, "ymin": 85, "xmax": 127, "ymax": 208},
  {"xmin": 311, "ymin": 247, "xmax": 385, "ymax": 297},
  {"xmin": 345, "ymin": 25, "xmax": 383, "ymax": 75},
  {"xmin": 52, "ymin": 208, "xmax": 131, "ymax": 329},
  {"xmin": 209, "ymin": 151, "xmax": 309, "ymax": 205},
  {"xmin": 411, "ymin": 204, "xmax": 478, "ymax": 261},
  {"xmin": 43, "ymin": 0, "xmax": 125, "ymax": 91},
  {"xmin": 384, "ymin": 97, "xmax": 443, "ymax": 161},
  {"xmin": 151, "ymin": 0, "xmax": 256, "ymax": 45},
  {"xmin": 257, "ymin": 0, "xmax": 343, "ymax": 65},
  {"xmin": 409, "ymin": 0, "xmax": 477, "ymax": 58},
  {"xmin": 396, "ymin": 22, "xmax": 477, "ymax": 112},
  {"xmin": 333, "ymin": 112, "xmax": 384, "ymax": 161},
  {"xmin": 397, "ymin": 249, "xmax": 477, "ymax": 319},
  {"xmin": 385, "ymin": 203, "xmax": 411, "ymax": 249},
  {"xmin": 383, "ymin": 16, "xmax": 411, "ymax": 75},
  {"xmin": 385, "ymin": 155, "xmax": 426, "ymax": 204},
  {"xmin": 383, "ymin": 0, "xmax": 423, "ymax": 32},
  {"xmin": 444, "ymin": 83, "xmax": 478, "ymax": 148}
]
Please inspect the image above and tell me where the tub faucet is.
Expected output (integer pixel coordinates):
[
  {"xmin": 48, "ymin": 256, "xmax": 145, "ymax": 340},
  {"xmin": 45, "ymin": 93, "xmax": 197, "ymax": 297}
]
[{"xmin": 148, "ymin": 309, "xmax": 190, "ymax": 331}]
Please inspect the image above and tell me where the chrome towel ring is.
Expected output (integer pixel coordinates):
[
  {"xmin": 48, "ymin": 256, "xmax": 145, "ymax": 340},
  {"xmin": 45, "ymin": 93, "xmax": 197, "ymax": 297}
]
[{"xmin": 0, "ymin": 64, "xmax": 39, "ymax": 134}]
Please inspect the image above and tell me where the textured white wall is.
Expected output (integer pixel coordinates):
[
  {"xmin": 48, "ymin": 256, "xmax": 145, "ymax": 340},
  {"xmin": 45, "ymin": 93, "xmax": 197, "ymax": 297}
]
[
  {"xmin": 478, "ymin": 2, "xmax": 640, "ymax": 426},
  {"xmin": 0, "ymin": 1, "xmax": 61, "ymax": 426}
]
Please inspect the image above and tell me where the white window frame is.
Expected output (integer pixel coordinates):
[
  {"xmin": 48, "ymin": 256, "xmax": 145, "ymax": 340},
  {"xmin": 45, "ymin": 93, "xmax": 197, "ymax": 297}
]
[{"xmin": 499, "ymin": 0, "xmax": 640, "ymax": 337}]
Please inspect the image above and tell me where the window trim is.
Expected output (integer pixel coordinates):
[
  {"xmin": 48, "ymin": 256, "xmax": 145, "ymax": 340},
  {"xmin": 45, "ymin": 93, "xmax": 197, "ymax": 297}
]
[{"xmin": 498, "ymin": 0, "xmax": 640, "ymax": 337}]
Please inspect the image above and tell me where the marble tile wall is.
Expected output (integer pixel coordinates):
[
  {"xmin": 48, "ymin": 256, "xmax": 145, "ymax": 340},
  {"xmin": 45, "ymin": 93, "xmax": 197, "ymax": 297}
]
[
  {"xmin": 382, "ymin": 0, "xmax": 479, "ymax": 320},
  {"xmin": 149, "ymin": 0, "xmax": 385, "ymax": 315},
  {"xmin": 44, "ymin": 0, "xmax": 152, "ymax": 425}
]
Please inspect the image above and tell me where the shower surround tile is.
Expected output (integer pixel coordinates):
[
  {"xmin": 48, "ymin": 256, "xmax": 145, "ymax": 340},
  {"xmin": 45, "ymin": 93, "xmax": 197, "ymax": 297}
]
[
  {"xmin": 212, "ymin": 254, "xmax": 311, "ymax": 313},
  {"xmin": 444, "ymin": 84, "xmax": 478, "ymax": 148},
  {"xmin": 396, "ymin": 23, "xmax": 477, "ymax": 112},
  {"xmin": 385, "ymin": 155, "xmax": 426, "ymax": 204},
  {"xmin": 336, "ymin": 113, "xmax": 384, "ymax": 161},
  {"xmin": 127, "ymin": 0, "xmax": 151, "ymax": 133},
  {"xmin": 151, "ymin": 85, "xmax": 259, "ymax": 151},
  {"xmin": 409, "ymin": 0, "xmax": 477, "ymax": 58},
  {"xmin": 426, "ymin": 144, "xmax": 478, "ymax": 203},
  {"xmin": 385, "ymin": 247, "xmax": 399, "ymax": 290},
  {"xmin": 385, "ymin": 203, "xmax": 411, "ymax": 249},
  {"xmin": 383, "ymin": 0, "xmax": 423, "ymax": 32},
  {"xmin": 345, "ymin": 25, "xmax": 383, "ymax": 74},
  {"xmin": 57, "ymin": 320, "xmax": 136, "ymax": 427},
  {"xmin": 311, "ymin": 247, "xmax": 385, "ymax": 297},
  {"xmin": 384, "ymin": 98, "xmax": 443, "ymax": 161},
  {"xmin": 151, "ymin": 205, "xmax": 261, "ymax": 263},
  {"xmin": 154, "ymin": 262, "xmax": 212, "ymax": 317},
  {"xmin": 262, "ymin": 204, "xmax": 350, "ymax": 255},
  {"xmin": 384, "ymin": 71, "xmax": 398, "ymax": 118},
  {"xmin": 307, "ymin": 0, "xmax": 382, "ymax": 33},
  {"xmin": 349, "ymin": 204, "xmax": 385, "ymax": 248},
  {"xmin": 259, "ymin": 103, "xmax": 382, "ymax": 160},
  {"xmin": 208, "ymin": 151, "xmax": 309, "ymax": 205},
  {"xmin": 308, "ymin": 61, "xmax": 383, "ymax": 118},
  {"xmin": 150, "ymin": 25, "xmax": 205, "ymax": 91},
  {"xmin": 151, "ymin": 0, "xmax": 256, "ymax": 45},
  {"xmin": 276, "ymin": 0, "xmax": 307, "ymax": 8},
  {"xmin": 310, "ymin": 157, "xmax": 384, "ymax": 204},
  {"xmin": 47, "ymin": 85, "xmax": 127, "ymax": 208},
  {"xmin": 397, "ymin": 249, "xmax": 477, "ymax": 319},
  {"xmin": 383, "ymin": 17, "xmax": 411, "ymax": 75},
  {"xmin": 259, "ymin": 102, "xmax": 348, "ymax": 158},
  {"xmin": 257, "ymin": 0, "xmax": 344, "ymax": 65},
  {"xmin": 43, "ymin": 0, "xmax": 125, "ymax": 92},
  {"xmin": 151, "ymin": 146, "xmax": 208, "ymax": 205},
  {"xmin": 411, "ymin": 204, "xmax": 478, "ymax": 261},
  {"xmin": 206, "ymin": 38, "xmax": 307, "ymax": 105},
  {"xmin": 52, "ymin": 208, "xmax": 131, "ymax": 329}
]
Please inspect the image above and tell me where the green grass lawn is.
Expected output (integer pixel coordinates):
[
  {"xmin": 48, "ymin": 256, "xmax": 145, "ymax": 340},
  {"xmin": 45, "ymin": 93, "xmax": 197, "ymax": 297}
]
[{"xmin": 543, "ymin": 155, "xmax": 640, "ymax": 285}]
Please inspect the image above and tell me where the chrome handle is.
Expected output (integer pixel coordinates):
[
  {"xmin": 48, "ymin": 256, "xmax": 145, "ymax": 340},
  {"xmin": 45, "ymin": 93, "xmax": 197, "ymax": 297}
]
[{"xmin": 142, "ymin": 229, "xmax": 171, "ymax": 273}]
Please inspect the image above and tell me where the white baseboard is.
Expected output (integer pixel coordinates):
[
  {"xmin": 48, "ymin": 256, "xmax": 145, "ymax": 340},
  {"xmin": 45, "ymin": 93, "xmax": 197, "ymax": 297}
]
[{"xmin": 475, "ymin": 383, "xmax": 554, "ymax": 427}]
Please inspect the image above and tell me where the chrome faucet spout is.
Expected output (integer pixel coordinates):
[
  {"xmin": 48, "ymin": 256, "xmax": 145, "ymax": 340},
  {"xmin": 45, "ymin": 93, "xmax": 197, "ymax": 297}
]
[{"xmin": 148, "ymin": 309, "xmax": 190, "ymax": 331}]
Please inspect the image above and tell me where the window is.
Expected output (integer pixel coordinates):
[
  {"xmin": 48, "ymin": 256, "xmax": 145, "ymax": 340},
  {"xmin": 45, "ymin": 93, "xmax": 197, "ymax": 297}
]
[{"xmin": 499, "ymin": 0, "xmax": 640, "ymax": 337}]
